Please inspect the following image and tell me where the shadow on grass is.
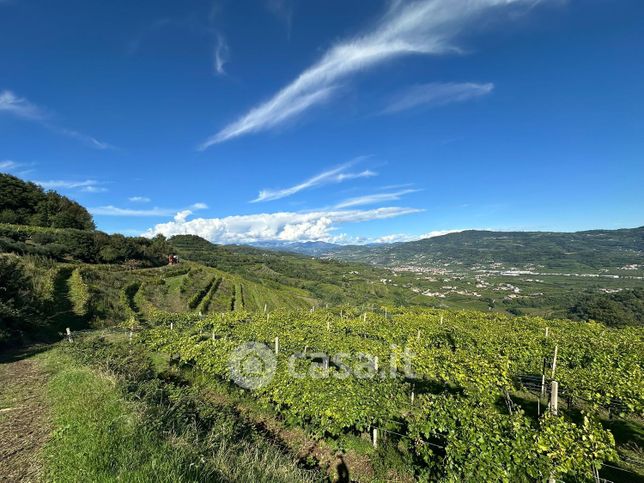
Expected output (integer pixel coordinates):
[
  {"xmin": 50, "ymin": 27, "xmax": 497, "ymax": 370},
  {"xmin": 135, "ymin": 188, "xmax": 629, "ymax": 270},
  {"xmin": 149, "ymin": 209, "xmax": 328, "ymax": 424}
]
[{"xmin": 0, "ymin": 344, "xmax": 51, "ymax": 364}]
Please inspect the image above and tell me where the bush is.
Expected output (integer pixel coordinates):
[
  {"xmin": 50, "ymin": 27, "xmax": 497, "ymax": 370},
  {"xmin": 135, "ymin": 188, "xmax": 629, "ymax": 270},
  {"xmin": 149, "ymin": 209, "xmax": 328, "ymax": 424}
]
[
  {"xmin": 567, "ymin": 288, "xmax": 643, "ymax": 326},
  {"xmin": 0, "ymin": 256, "xmax": 42, "ymax": 345},
  {"xmin": 0, "ymin": 223, "xmax": 171, "ymax": 267}
]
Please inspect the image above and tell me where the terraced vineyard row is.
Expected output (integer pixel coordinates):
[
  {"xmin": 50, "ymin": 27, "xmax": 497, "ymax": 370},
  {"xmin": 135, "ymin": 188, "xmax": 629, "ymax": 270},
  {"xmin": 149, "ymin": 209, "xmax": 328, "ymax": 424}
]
[{"xmin": 68, "ymin": 261, "xmax": 313, "ymax": 326}]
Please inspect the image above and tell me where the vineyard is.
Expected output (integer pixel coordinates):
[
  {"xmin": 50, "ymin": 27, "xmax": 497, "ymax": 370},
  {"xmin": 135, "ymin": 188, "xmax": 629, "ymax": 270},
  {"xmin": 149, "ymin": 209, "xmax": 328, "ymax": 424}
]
[
  {"xmin": 142, "ymin": 307, "xmax": 644, "ymax": 482},
  {"xmin": 3, "ymin": 249, "xmax": 642, "ymax": 480}
]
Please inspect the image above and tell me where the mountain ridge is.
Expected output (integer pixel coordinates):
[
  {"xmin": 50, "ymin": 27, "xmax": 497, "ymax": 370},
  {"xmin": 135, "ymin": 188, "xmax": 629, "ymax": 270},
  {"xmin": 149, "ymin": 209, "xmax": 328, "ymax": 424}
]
[{"xmin": 249, "ymin": 227, "xmax": 644, "ymax": 271}]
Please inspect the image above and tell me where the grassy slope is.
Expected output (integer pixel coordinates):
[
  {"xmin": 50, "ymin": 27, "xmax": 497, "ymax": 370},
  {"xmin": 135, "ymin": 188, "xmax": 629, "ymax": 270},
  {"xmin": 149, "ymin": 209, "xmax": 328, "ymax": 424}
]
[{"xmin": 37, "ymin": 340, "xmax": 321, "ymax": 482}]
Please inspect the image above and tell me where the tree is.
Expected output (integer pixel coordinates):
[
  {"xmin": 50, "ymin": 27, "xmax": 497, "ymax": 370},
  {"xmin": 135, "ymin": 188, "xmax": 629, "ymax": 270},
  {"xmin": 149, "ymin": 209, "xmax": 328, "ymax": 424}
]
[
  {"xmin": 567, "ymin": 288, "xmax": 643, "ymax": 326},
  {"xmin": 0, "ymin": 173, "xmax": 95, "ymax": 230}
]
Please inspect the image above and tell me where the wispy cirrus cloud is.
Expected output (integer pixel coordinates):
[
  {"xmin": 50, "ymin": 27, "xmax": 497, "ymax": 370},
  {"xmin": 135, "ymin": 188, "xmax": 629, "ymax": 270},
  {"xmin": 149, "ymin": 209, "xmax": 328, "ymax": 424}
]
[
  {"xmin": 35, "ymin": 179, "xmax": 108, "ymax": 193},
  {"xmin": 200, "ymin": 0, "xmax": 541, "ymax": 148},
  {"xmin": 0, "ymin": 159, "xmax": 37, "ymax": 176},
  {"xmin": 91, "ymin": 206, "xmax": 178, "ymax": 217},
  {"xmin": 252, "ymin": 160, "xmax": 377, "ymax": 203},
  {"xmin": 80, "ymin": 186, "xmax": 108, "ymax": 193},
  {"xmin": 383, "ymin": 82, "xmax": 494, "ymax": 114},
  {"xmin": 128, "ymin": 196, "xmax": 151, "ymax": 203},
  {"xmin": 0, "ymin": 90, "xmax": 46, "ymax": 120},
  {"xmin": 143, "ymin": 206, "xmax": 422, "ymax": 244},
  {"xmin": 91, "ymin": 202, "xmax": 208, "ymax": 217},
  {"xmin": 335, "ymin": 188, "xmax": 420, "ymax": 209},
  {"xmin": 54, "ymin": 127, "xmax": 114, "ymax": 150},
  {"xmin": 214, "ymin": 33, "xmax": 230, "ymax": 75},
  {"xmin": 264, "ymin": 0, "xmax": 295, "ymax": 37},
  {"xmin": 0, "ymin": 89, "xmax": 114, "ymax": 149},
  {"xmin": 0, "ymin": 160, "xmax": 20, "ymax": 170}
]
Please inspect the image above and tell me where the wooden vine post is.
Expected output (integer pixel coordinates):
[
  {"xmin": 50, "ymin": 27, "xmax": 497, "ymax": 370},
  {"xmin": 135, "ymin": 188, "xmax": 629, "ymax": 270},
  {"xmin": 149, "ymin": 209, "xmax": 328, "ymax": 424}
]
[
  {"xmin": 66, "ymin": 327, "xmax": 73, "ymax": 343},
  {"xmin": 540, "ymin": 329, "xmax": 552, "ymax": 416},
  {"xmin": 550, "ymin": 381, "xmax": 559, "ymax": 416},
  {"xmin": 547, "ymin": 343, "xmax": 560, "ymax": 483},
  {"xmin": 274, "ymin": 336, "xmax": 279, "ymax": 355}
]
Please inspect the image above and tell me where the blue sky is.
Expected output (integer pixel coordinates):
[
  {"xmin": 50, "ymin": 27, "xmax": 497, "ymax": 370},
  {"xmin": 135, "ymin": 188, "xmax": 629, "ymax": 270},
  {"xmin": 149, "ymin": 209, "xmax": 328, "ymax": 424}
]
[{"xmin": 1, "ymin": 0, "xmax": 643, "ymax": 244}]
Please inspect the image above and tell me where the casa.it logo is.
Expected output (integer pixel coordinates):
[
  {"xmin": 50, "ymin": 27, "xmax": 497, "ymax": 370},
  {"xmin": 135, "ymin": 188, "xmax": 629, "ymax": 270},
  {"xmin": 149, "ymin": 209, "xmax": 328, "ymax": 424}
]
[{"xmin": 228, "ymin": 342, "xmax": 277, "ymax": 389}]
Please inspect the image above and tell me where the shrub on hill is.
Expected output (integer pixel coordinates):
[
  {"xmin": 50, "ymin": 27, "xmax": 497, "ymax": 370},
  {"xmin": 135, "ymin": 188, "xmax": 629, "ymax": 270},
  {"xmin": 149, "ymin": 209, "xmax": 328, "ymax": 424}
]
[
  {"xmin": 0, "ymin": 223, "xmax": 171, "ymax": 266},
  {"xmin": 567, "ymin": 288, "xmax": 643, "ymax": 326},
  {"xmin": 0, "ymin": 256, "xmax": 43, "ymax": 345}
]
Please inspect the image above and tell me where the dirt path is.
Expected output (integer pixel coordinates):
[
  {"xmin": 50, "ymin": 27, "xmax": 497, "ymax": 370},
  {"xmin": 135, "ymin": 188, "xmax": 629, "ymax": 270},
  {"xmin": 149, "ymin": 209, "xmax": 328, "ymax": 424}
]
[{"xmin": 0, "ymin": 352, "xmax": 50, "ymax": 482}]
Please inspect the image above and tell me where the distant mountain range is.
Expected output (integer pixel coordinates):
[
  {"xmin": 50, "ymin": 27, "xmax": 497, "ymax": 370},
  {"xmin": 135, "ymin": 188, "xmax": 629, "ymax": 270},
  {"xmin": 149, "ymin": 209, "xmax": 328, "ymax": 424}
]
[
  {"xmin": 251, "ymin": 227, "xmax": 644, "ymax": 271},
  {"xmin": 247, "ymin": 240, "xmax": 343, "ymax": 256}
]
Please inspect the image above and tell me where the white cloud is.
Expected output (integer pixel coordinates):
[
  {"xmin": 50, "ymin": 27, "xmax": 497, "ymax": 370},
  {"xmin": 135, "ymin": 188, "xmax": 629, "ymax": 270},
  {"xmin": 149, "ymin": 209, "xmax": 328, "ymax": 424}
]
[
  {"xmin": 53, "ymin": 127, "xmax": 114, "ymax": 150},
  {"xmin": 174, "ymin": 210, "xmax": 193, "ymax": 222},
  {"xmin": 0, "ymin": 160, "xmax": 36, "ymax": 176},
  {"xmin": 253, "ymin": 161, "xmax": 376, "ymax": 202},
  {"xmin": 129, "ymin": 196, "xmax": 151, "ymax": 203},
  {"xmin": 91, "ymin": 206, "xmax": 178, "ymax": 217},
  {"xmin": 0, "ymin": 90, "xmax": 46, "ymax": 120},
  {"xmin": 383, "ymin": 82, "xmax": 494, "ymax": 113},
  {"xmin": 80, "ymin": 185, "xmax": 108, "ymax": 193},
  {"xmin": 0, "ymin": 89, "xmax": 113, "ymax": 149},
  {"xmin": 35, "ymin": 179, "xmax": 107, "ymax": 192},
  {"xmin": 91, "ymin": 201, "xmax": 208, "ymax": 217},
  {"xmin": 0, "ymin": 160, "xmax": 19, "ymax": 170},
  {"xmin": 214, "ymin": 33, "xmax": 230, "ymax": 75},
  {"xmin": 143, "ymin": 206, "xmax": 422, "ymax": 244},
  {"xmin": 335, "ymin": 188, "xmax": 420, "ymax": 208},
  {"xmin": 200, "ymin": 0, "xmax": 539, "ymax": 147}
]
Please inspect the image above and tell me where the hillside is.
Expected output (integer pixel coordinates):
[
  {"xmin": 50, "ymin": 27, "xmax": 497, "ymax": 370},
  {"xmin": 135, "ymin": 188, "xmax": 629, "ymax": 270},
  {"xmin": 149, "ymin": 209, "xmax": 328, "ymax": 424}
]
[
  {"xmin": 0, "ymin": 177, "xmax": 430, "ymax": 345},
  {"xmin": 170, "ymin": 234, "xmax": 431, "ymax": 307},
  {"xmin": 251, "ymin": 229, "xmax": 644, "ymax": 322},
  {"xmin": 265, "ymin": 227, "xmax": 644, "ymax": 271}
]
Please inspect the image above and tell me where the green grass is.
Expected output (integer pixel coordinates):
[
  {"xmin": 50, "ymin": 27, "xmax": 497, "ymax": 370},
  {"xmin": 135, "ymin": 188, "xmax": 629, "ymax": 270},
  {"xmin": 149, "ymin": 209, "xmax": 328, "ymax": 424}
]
[
  {"xmin": 39, "ymin": 344, "xmax": 321, "ymax": 482},
  {"xmin": 42, "ymin": 351, "xmax": 194, "ymax": 482}
]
